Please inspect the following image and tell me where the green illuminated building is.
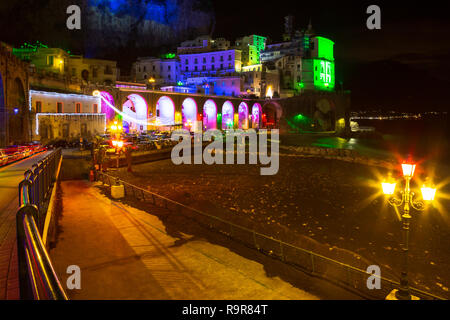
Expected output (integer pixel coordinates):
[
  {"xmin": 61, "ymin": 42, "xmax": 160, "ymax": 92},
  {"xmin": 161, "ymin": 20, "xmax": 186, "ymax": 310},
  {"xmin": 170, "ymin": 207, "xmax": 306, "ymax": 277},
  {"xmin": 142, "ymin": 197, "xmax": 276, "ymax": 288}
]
[{"xmin": 300, "ymin": 36, "xmax": 335, "ymax": 91}]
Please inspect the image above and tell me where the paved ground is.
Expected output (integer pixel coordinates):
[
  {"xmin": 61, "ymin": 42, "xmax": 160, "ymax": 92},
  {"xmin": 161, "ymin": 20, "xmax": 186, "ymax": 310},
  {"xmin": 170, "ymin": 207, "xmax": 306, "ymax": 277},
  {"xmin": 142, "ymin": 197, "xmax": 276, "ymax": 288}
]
[
  {"xmin": 50, "ymin": 180, "xmax": 361, "ymax": 300},
  {"xmin": 0, "ymin": 151, "xmax": 51, "ymax": 300}
]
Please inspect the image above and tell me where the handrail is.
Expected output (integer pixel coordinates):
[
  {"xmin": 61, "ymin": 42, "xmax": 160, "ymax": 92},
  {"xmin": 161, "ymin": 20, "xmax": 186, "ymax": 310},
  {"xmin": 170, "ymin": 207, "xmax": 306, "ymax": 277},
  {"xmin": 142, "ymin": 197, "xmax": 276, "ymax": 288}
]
[
  {"xmin": 97, "ymin": 171, "xmax": 445, "ymax": 301},
  {"xmin": 16, "ymin": 148, "xmax": 68, "ymax": 300}
]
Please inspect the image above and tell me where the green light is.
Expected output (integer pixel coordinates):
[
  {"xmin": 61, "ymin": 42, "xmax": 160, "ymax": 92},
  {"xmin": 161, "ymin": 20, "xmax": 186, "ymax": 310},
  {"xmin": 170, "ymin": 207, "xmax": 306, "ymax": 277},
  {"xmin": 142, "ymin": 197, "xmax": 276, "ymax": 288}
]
[
  {"xmin": 177, "ymin": 81, "xmax": 183, "ymax": 86},
  {"xmin": 162, "ymin": 53, "xmax": 176, "ymax": 59},
  {"xmin": 313, "ymin": 59, "xmax": 335, "ymax": 91},
  {"xmin": 316, "ymin": 37, "xmax": 334, "ymax": 61}
]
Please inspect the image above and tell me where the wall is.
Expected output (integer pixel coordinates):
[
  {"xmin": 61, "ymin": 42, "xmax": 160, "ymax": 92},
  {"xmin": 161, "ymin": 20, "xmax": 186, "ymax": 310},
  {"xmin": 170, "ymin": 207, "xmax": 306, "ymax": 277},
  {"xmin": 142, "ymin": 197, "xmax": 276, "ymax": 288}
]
[{"xmin": 0, "ymin": 44, "xmax": 30, "ymax": 146}]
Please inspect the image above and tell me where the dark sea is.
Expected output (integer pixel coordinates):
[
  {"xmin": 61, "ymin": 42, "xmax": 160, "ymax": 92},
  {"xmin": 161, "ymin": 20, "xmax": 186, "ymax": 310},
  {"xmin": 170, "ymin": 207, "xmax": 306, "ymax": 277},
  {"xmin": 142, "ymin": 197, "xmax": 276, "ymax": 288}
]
[{"xmin": 355, "ymin": 115, "xmax": 450, "ymax": 165}]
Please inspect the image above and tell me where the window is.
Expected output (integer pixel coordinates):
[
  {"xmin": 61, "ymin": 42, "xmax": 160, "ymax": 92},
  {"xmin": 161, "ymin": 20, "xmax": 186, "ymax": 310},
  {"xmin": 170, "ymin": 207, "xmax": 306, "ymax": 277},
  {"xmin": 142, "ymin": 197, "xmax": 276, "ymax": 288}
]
[
  {"xmin": 76, "ymin": 103, "xmax": 81, "ymax": 113},
  {"xmin": 71, "ymin": 68, "xmax": 76, "ymax": 77},
  {"xmin": 93, "ymin": 68, "xmax": 98, "ymax": 78},
  {"xmin": 185, "ymin": 66, "xmax": 188, "ymax": 72},
  {"xmin": 105, "ymin": 65, "xmax": 113, "ymax": 75},
  {"xmin": 168, "ymin": 65, "xmax": 171, "ymax": 71},
  {"xmin": 228, "ymin": 55, "xmax": 231, "ymax": 61},
  {"xmin": 195, "ymin": 66, "xmax": 198, "ymax": 71},
  {"xmin": 203, "ymin": 57, "xmax": 206, "ymax": 63},
  {"xmin": 48, "ymin": 56, "xmax": 54, "ymax": 66},
  {"xmin": 228, "ymin": 63, "xmax": 232, "ymax": 69},
  {"xmin": 153, "ymin": 65, "xmax": 156, "ymax": 71},
  {"xmin": 36, "ymin": 101, "xmax": 42, "ymax": 113},
  {"xmin": 57, "ymin": 102, "xmax": 63, "ymax": 113},
  {"xmin": 212, "ymin": 65, "xmax": 215, "ymax": 70},
  {"xmin": 185, "ymin": 59, "xmax": 188, "ymax": 64},
  {"xmin": 211, "ymin": 57, "xmax": 215, "ymax": 63},
  {"xmin": 220, "ymin": 64, "xmax": 223, "ymax": 69},
  {"xmin": 93, "ymin": 104, "xmax": 98, "ymax": 113},
  {"xmin": 143, "ymin": 66, "xmax": 146, "ymax": 72},
  {"xmin": 203, "ymin": 66, "xmax": 206, "ymax": 71},
  {"xmin": 195, "ymin": 58, "xmax": 198, "ymax": 64},
  {"xmin": 220, "ymin": 56, "xmax": 224, "ymax": 62}
]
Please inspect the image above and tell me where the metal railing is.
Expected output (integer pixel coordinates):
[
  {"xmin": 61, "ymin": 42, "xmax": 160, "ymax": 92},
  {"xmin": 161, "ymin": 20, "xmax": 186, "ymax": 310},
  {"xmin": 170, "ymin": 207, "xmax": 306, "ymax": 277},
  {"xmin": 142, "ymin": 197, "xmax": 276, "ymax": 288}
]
[
  {"xmin": 97, "ymin": 171, "xmax": 445, "ymax": 300},
  {"xmin": 16, "ymin": 148, "xmax": 68, "ymax": 300}
]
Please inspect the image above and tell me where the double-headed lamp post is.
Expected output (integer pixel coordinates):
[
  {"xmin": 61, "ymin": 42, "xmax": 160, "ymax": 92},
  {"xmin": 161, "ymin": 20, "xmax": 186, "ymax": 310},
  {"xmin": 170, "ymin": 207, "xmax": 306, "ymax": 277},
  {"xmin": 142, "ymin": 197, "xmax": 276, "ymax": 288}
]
[{"xmin": 381, "ymin": 160, "xmax": 437, "ymax": 300}]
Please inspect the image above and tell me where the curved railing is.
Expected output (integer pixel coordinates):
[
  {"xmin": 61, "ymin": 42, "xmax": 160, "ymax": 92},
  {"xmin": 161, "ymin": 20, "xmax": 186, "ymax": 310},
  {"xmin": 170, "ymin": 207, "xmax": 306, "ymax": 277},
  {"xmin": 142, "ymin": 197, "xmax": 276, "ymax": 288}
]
[{"xmin": 16, "ymin": 148, "xmax": 68, "ymax": 300}]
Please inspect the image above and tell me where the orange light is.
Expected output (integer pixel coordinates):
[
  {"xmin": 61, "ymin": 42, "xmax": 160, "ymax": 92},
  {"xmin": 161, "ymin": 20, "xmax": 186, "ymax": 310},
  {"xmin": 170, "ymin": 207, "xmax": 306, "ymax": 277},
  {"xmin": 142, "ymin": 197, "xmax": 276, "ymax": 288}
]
[{"xmin": 401, "ymin": 162, "xmax": 416, "ymax": 178}]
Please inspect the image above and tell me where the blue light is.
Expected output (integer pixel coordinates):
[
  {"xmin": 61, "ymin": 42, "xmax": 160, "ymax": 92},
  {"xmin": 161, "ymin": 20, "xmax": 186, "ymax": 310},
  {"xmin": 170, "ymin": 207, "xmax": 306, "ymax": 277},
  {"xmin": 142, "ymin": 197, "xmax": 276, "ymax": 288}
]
[{"xmin": 14, "ymin": 108, "xmax": 19, "ymax": 115}]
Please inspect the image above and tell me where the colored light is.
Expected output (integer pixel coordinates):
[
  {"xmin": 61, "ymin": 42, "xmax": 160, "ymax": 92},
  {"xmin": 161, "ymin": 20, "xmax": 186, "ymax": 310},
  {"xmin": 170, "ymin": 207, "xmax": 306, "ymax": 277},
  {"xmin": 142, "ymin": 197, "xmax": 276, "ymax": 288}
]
[
  {"xmin": 266, "ymin": 86, "xmax": 273, "ymax": 99},
  {"xmin": 93, "ymin": 90, "xmax": 101, "ymax": 97},
  {"xmin": 313, "ymin": 59, "xmax": 335, "ymax": 90},
  {"xmin": 382, "ymin": 182, "xmax": 396, "ymax": 195},
  {"xmin": 401, "ymin": 162, "xmax": 416, "ymax": 178}
]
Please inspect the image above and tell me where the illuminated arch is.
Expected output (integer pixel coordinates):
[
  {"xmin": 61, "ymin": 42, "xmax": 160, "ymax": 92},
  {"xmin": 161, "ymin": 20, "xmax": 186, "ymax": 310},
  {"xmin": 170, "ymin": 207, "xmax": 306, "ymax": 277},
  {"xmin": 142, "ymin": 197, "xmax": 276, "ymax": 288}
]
[
  {"xmin": 238, "ymin": 102, "xmax": 249, "ymax": 129},
  {"xmin": 156, "ymin": 96, "xmax": 175, "ymax": 126},
  {"xmin": 181, "ymin": 98, "xmax": 198, "ymax": 131},
  {"xmin": 122, "ymin": 94, "xmax": 148, "ymax": 132},
  {"xmin": 251, "ymin": 103, "xmax": 262, "ymax": 129},
  {"xmin": 203, "ymin": 99, "xmax": 217, "ymax": 130},
  {"xmin": 262, "ymin": 101, "xmax": 283, "ymax": 128},
  {"xmin": 100, "ymin": 91, "xmax": 116, "ymax": 122},
  {"xmin": 222, "ymin": 101, "xmax": 234, "ymax": 129}
]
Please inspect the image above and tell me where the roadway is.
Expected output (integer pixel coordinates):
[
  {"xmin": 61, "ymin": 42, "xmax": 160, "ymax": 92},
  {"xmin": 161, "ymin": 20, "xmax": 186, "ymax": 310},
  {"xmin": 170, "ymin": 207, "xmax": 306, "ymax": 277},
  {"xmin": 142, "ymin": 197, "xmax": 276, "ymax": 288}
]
[{"xmin": 0, "ymin": 151, "xmax": 51, "ymax": 299}]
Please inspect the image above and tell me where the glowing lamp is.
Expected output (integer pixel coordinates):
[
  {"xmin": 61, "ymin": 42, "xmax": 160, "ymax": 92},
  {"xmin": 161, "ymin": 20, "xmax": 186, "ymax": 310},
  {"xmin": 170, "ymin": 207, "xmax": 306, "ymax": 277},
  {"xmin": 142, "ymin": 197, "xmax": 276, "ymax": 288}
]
[
  {"xmin": 112, "ymin": 140, "xmax": 118, "ymax": 147},
  {"xmin": 421, "ymin": 178, "xmax": 436, "ymax": 201},
  {"xmin": 401, "ymin": 162, "xmax": 416, "ymax": 178},
  {"xmin": 111, "ymin": 125, "xmax": 118, "ymax": 131},
  {"xmin": 117, "ymin": 141, "xmax": 124, "ymax": 149},
  {"xmin": 382, "ymin": 182, "xmax": 396, "ymax": 195},
  {"xmin": 93, "ymin": 90, "xmax": 101, "ymax": 97}
]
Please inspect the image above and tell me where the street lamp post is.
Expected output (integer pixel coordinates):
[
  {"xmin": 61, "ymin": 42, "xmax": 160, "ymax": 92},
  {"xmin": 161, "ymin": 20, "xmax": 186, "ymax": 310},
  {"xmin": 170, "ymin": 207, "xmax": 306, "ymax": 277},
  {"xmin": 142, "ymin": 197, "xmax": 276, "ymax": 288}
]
[
  {"xmin": 381, "ymin": 160, "xmax": 437, "ymax": 300},
  {"xmin": 148, "ymin": 77, "xmax": 156, "ymax": 90}
]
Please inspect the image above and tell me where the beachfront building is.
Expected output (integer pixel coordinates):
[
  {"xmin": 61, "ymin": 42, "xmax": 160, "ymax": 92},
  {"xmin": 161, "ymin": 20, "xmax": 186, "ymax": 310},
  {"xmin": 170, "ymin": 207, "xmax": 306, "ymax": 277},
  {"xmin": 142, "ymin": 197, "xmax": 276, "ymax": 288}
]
[{"xmin": 30, "ymin": 90, "xmax": 105, "ymax": 142}]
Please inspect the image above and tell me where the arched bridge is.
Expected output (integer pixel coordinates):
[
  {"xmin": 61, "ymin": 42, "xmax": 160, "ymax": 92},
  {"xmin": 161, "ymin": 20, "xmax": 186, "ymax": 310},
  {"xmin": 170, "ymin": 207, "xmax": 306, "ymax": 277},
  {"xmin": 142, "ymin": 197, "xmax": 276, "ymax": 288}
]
[{"xmin": 83, "ymin": 84, "xmax": 350, "ymax": 134}]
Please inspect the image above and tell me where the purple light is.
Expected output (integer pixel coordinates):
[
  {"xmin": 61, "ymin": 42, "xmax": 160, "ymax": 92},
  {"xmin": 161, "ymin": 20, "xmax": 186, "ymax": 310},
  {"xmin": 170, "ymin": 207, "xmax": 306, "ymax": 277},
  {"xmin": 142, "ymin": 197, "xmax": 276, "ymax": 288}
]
[
  {"xmin": 203, "ymin": 100, "xmax": 217, "ymax": 130},
  {"xmin": 182, "ymin": 98, "xmax": 197, "ymax": 131},
  {"xmin": 100, "ymin": 91, "xmax": 116, "ymax": 122},
  {"xmin": 238, "ymin": 102, "xmax": 249, "ymax": 129},
  {"xmin": 252, "ymin": 103, "xmax": 262, "ymax": 129},
  {"xmin": 222, "ymin": 101, "xmax": 234, "ymax": 129}
]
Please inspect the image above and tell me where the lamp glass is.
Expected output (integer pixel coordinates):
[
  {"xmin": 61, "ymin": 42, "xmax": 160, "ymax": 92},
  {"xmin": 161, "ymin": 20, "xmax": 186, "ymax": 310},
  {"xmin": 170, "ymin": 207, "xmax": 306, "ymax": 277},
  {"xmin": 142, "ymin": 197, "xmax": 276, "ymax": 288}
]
[
  {"xmin": 402, "ymin": 163, "xmax": 416, "ymax": 177},
  {"xmin": 421, "ymin": 186, "xmax": 436, "ymax": 201},
  {"xmin": 382, "ymin": 182, "xmax": 396, "ymax": 195}
]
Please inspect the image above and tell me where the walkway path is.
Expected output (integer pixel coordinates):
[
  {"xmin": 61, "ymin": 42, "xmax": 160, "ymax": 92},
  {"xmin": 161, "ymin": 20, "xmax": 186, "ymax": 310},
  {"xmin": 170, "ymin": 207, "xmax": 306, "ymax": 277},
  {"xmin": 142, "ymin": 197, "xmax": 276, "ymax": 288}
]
[
  {"xmin": 50, "ymin": 180, "xmax": 361, "ymax": 300},
  {"xmin": 0, "ymin": 151, "xmax": 51, "ymax": 300}
]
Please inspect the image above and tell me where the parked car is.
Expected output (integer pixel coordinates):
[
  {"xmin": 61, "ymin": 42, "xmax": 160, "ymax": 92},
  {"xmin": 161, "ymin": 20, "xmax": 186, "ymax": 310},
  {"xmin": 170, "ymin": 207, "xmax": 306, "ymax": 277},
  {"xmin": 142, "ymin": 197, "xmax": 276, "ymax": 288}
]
[
  {"xmin": 18, "ymin": 146, "xmax": 32, "ymax": 158},
  {"xmin": 0, "ymin": 149, "xmax": 9, "ymax": 166},
  {"xmin": 4, "ymin": 145, "xmax": 21, "ymax": 161}
]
